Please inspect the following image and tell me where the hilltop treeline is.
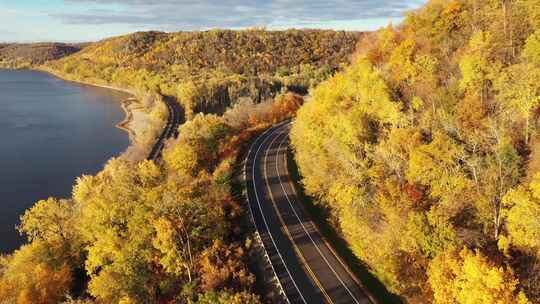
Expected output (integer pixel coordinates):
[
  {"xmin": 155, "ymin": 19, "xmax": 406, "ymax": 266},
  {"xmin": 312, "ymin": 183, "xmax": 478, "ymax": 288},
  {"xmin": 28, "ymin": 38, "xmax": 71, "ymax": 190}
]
[
  {"xmin": 291, "ymin": 0, "xmax": 540, "ymax": 303},
  {"xmin": 0, "ymin": 93, "xmax": 303, "ymax": 303},
  {"xmin": 0, "ymin": 29, "xmax": 355, "ymax": 303},
  {"xmin": 0, "ymin": 43, "xmax": 83, "ymax": 68},
  {"xmin": 44, "ymin": 29, "xmax": 360, "ymax": 117}
]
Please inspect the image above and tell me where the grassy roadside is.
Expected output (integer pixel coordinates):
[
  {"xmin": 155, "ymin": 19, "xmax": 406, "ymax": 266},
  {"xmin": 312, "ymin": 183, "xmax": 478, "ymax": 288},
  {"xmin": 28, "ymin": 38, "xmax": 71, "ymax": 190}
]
[{"xmin": 285, "ymin": 147, "xmax": 403, "ymax": 304}]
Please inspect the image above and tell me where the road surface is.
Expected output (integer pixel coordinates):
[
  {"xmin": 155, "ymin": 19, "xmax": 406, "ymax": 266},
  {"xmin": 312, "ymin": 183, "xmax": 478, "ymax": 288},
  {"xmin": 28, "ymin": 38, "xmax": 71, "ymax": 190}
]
[{"xmin": 245, "ymin": 121, "xmax": 374, "ymax": 304}]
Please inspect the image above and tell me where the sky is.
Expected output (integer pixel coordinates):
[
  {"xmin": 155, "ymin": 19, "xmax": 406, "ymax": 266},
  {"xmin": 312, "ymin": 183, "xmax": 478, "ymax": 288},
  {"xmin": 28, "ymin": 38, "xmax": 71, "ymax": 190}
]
[{"xmin": 0, "ymin": 0, "xmax": 427, "ymax": 43}]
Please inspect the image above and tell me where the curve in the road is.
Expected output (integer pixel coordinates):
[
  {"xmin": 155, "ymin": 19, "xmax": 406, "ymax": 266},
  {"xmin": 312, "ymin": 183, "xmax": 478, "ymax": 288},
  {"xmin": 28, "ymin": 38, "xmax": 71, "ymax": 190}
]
[
  {"xmin": 246, "ymin": 122, "xmax": 375, "ymax": 304},
  {"xmin": 266, "ymin": 131, "xmax": 353, "ymax": 303},
  {"xmin": 263, "ymin": 130, "xmax": 332, "ymax": 303},
  {"xmin": 245, "ymin": 121, "xmax": 311, "ymax": 304},
  {"xmin": 275, "ymin": 132, "xmax": 377, "ymax": 304}
]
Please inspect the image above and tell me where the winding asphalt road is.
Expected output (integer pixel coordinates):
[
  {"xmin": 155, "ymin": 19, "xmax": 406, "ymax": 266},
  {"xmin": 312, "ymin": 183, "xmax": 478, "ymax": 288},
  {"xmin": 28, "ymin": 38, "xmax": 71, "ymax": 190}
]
[
  {"xmin": 245, "ymin": 122, "xmax": 374, "ymax": 304},
  {"xmin": 147, "ymin": 96, "xmax": 183, "ymax": 161}
]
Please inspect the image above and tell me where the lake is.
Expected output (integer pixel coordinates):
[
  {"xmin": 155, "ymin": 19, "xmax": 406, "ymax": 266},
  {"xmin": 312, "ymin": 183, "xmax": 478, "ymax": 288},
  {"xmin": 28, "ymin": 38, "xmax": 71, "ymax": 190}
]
[{"xmin": 0, "ymin": 69, "xmax": 130, "ymax": 253}]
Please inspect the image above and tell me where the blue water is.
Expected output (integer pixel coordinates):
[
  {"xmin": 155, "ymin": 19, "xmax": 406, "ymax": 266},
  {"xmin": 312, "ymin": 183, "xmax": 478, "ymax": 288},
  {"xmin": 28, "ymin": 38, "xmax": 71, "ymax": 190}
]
[{"xmin": 0, "ymin": 70, "xmax": 130, "ymax": 253}]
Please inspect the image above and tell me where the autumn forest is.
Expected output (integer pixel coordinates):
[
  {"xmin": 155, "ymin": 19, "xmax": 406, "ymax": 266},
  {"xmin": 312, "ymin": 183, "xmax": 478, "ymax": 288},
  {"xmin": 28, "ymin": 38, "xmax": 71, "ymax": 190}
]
[{"xmin": 2, "ymin": 0, "xmax": 540, "ymax": 303}]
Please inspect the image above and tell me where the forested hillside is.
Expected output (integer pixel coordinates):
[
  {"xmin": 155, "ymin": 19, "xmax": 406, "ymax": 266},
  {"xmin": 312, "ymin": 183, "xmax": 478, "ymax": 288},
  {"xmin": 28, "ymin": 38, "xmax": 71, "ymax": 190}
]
[
  {"xmin": 0, "ymin": 28, "xmax": 356, "ymax": 303},
  {"xmin": 291, "ymin": 0, "xmax": 540, "ymax": 303},
  {"xmin": 0, "ymin": 92, "xmax": 303, "ymax": 303},
  {"xmin": 43, "ymin": 29, "xmax": 360, "ymax": 117},
  {"xmin": 0, "ymin": 28, "xmax": 361, "ymax": 303},
  {"xmin": 0, "ymin": 43, "xmax": 83, "ymax": 68}
]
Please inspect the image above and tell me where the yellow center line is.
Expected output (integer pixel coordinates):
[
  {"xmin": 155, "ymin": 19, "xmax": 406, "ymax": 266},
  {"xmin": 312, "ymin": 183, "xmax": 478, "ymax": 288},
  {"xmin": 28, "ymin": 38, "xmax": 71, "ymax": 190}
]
[
  {"xmin": 279, "ymin": 134, "xmax": 378, "ymax": 304},
  {"xmin": 249, "ymin": 121, "xmax": 307, "ymax": 304},
  {"xmin": 262, "ymin": 127, "xmax": 335, "ymax": 304}
]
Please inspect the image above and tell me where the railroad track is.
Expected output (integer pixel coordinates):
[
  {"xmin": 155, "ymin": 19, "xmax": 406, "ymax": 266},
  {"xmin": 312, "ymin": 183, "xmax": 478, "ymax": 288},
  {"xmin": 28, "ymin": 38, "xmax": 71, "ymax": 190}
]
[{"xmin": 147, "ymin": 96, "xmax": 183, "ymax": 161}]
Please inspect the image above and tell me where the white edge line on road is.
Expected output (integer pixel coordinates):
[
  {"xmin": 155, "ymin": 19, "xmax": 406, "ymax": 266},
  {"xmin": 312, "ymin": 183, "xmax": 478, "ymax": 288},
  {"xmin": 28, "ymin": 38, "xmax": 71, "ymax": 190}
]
[
  {"xmin": 264, "ymin": 129, "xmax": 333, "ymax": 304},
  {"xmin": 275, "ymin": 125, "xmax": 362, "ymax": 304},
  {"xmin": 280, "ymin": 132, "xmax": 379, "ymax": 304},
  {"xmin": 244, "ymin": 121, "xmax": 307, "ymax": 304},
  {"xmin": 243, "ymin": 123, "xmax": 288, "ymax": 301}
]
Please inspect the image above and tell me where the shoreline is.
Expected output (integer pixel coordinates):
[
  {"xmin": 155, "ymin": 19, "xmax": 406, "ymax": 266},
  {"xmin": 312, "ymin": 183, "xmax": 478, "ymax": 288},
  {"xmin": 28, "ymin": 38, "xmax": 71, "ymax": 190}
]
[
  {"xmin": 116, "ymin": 98, "xmax": 139, "ymax": 142},
  {"xmin": 37, "ymin": 67, "xmax": 136, "ymax": 95},
  {"xmin": 4, "ymin": 66, "xmax": 170, "ymax": 161},
  {"xmin": 38, "ymin": 67, "xmax": 172, "ymax": 161},
  {"xmin": 36, "ymin": 67, "xmax": 144, "ymax": 150}
]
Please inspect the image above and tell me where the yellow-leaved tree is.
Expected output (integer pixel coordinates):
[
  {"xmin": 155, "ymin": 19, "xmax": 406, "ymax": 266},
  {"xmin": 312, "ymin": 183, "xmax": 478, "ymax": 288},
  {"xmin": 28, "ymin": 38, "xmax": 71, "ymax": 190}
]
[
  {"xmin": 428, "ymin": 247, "xmax": 530, "ymax": 304},
  {"xmin": 0, "ymin": 241, "xmax": 72, "ymax": 304},
  {"xmin": 502, "ymin": 173, "xmax": 540, "ymax": 251}
]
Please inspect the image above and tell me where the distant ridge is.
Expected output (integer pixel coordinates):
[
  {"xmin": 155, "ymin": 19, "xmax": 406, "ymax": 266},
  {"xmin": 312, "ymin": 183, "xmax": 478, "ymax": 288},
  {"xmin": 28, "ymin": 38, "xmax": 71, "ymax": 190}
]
[{"xmin": 0, "ymin": 42, "xmax": 85, "ymax": 68}]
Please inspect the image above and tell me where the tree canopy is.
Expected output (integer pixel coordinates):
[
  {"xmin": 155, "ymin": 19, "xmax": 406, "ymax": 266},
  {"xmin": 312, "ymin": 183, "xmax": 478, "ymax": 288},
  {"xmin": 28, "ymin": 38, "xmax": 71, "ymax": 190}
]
[{"xmin": 291, "ymin": 0, "xmax": 540, "ymax": 302}]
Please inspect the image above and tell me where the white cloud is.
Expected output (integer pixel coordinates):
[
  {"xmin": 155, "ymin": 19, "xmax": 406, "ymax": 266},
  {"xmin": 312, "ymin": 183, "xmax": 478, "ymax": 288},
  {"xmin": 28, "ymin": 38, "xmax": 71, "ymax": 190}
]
[{"xmin": 55, "ymin": 0, "xmax": 426, "ymax": 30}]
